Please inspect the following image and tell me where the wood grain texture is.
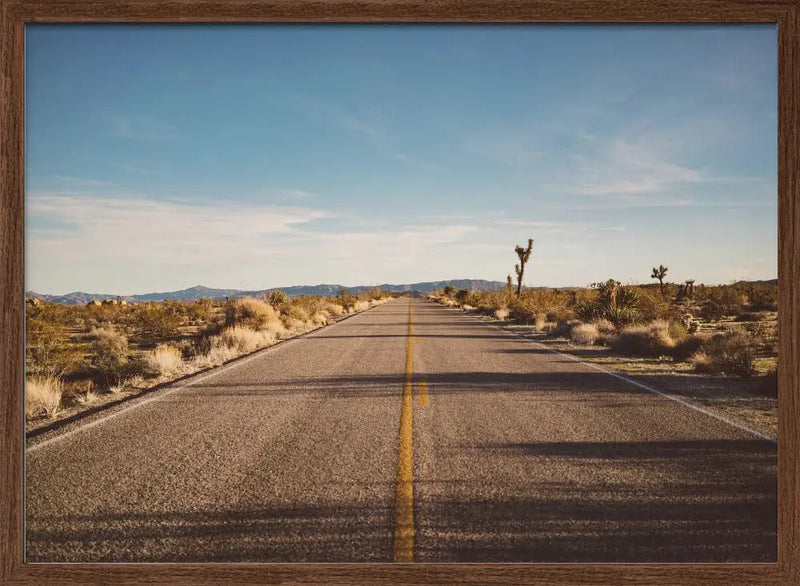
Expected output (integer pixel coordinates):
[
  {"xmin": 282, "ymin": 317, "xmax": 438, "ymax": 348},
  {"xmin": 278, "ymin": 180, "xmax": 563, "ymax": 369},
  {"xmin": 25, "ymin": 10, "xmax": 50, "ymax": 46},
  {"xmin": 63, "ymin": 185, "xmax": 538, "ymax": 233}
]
[{"xmin": 1, "ymin": 0, "xmax": 797, "ymax": 584}]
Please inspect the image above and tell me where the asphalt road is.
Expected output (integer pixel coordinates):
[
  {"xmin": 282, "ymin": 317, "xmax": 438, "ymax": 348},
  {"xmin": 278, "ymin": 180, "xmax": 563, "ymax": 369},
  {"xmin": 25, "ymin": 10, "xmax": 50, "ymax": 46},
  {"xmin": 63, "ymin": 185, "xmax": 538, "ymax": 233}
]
[{"xmin": 26, "ymin": 298, "xmax": 776, "ymax": 563}]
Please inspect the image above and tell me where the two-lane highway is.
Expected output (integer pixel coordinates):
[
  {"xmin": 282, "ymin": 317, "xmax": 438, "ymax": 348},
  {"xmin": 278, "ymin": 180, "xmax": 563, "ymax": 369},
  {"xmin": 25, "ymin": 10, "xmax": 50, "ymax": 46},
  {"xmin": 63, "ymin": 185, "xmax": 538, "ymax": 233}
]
[{"xmin": 26, "ymin": 298, "xmax": 776, "ymax": 562}]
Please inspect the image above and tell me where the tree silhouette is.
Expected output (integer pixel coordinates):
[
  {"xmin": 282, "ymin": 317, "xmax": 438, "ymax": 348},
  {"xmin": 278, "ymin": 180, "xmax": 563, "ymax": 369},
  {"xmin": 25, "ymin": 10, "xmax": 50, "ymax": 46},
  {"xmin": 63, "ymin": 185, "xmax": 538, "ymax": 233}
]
[
  {"xmin": 651, "ymin": 264, "xmax": 668, "ymax": 296},
  {"xmin": 514, "ymin": 238, "xmax": 534, "ymax": 298}
]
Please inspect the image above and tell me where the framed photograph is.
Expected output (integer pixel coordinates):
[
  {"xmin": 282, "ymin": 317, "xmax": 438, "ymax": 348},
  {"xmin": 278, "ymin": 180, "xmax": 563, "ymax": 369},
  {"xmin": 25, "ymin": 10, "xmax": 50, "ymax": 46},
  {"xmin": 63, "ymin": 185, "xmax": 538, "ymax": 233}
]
[{"xmin": 2, "ymin": 1, "xmax": 798, "ymax": 584}]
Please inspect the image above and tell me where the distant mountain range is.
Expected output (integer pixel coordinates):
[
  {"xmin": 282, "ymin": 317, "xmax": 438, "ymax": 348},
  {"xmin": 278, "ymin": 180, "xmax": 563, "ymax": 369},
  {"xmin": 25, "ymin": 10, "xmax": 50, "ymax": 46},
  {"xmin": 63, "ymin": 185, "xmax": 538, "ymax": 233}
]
[{"xmin": 26, "ymin": 279, "xmax": 509, "ymax": 305}]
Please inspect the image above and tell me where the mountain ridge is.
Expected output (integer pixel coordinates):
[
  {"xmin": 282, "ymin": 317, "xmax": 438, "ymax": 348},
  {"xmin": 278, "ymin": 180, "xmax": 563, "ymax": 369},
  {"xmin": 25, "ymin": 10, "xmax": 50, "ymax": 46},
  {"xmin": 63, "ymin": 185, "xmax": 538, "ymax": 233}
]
[{"xmin": 26, "ymin": 279, "xmax": 509, "ymax": 305}]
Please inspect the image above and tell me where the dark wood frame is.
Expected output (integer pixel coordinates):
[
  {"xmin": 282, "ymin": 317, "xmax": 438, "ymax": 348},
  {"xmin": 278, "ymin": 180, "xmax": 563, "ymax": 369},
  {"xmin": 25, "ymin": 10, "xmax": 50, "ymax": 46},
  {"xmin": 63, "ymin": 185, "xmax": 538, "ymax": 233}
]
[{"xmin": 1, "ymin": 1, "xmax": 797, "ymax": 584}]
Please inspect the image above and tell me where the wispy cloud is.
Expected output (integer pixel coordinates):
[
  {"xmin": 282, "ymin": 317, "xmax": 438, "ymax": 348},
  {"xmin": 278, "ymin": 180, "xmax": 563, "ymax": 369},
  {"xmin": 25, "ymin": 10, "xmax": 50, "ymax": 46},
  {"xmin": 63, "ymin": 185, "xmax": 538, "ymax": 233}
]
[
  {"xmin": 569, "ymin": 138, "xmax": 702, "ymax": 197},
  {"xmin": 108, "ymin": 115, "xmax": 178, "ymax": 141},
  {"xmin": 108, "ymin": 162, "xmax": 166, "ymax": 176},
  {"xmin": 51, "ymin": 175, "xmax": 113, "ymax": 188},
  {"xmin": 27, "ymin": 194, "xmax": 331, "ymax": 264}
]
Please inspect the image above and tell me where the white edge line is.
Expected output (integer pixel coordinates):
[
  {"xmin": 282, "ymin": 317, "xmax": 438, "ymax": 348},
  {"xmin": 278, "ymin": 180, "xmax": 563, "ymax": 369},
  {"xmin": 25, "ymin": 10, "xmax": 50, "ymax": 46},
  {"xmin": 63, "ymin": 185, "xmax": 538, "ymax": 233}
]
[
  {"xmin": 439, "ymin": 303, "xmax": 777, "ymax": 445},
  {"xmin": 26, "ymin": 302, "xmax": 392, "ymax": 454}
]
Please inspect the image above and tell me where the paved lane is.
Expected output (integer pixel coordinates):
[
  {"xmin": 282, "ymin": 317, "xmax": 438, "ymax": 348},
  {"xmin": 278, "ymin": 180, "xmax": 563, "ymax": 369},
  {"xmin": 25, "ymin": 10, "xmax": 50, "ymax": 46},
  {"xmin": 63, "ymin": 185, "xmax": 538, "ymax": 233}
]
[{"xmin": 26, "ymin": 298, "xmax": 776, "ymax": 562}]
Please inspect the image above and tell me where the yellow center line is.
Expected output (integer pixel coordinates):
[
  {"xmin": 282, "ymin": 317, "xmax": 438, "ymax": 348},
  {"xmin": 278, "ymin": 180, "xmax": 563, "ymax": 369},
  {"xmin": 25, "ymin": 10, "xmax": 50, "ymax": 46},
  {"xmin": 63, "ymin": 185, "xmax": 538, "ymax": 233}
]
[
  {"xmin": 417, "ymin": 381, "xmax": 429, "ymax": 408},
  {"xmin": 393, "ymin": 300, "xmax": 415, "ymax": 562}
]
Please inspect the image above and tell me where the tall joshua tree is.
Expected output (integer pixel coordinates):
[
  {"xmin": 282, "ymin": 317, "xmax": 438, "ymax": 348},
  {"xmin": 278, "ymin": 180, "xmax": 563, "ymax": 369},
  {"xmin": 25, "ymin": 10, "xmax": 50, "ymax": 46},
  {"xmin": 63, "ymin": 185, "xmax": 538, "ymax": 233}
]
[
  {"xmin": 514, "ymin": 238, "xmax": 534, "ymax": 298},
  {"xmin": 651, "ymin": 264, "xmax": 668, "ymax": 296}
]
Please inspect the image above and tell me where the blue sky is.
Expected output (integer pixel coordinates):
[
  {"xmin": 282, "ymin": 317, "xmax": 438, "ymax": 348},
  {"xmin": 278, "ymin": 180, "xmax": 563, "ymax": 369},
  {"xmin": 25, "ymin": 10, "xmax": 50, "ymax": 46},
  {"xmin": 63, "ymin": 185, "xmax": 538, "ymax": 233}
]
[{"xmin": 26, "ymin": 24, "xmax": 777, "ymax": 295}]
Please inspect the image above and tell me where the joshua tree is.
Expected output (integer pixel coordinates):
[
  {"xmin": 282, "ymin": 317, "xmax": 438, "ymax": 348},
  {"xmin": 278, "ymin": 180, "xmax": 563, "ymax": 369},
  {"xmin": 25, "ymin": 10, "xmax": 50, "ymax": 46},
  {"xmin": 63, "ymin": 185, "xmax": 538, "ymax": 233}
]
[
  {"xmin": 513, "ymin": 238, "xmax": 534, "ymax": 298},
  {"xmin": 651, "ymin": 264, "xmax": 668, "ymax": 296},
  {"xmin": 506, "ymin": 274, "xmax": 514, "ymax": 294}
]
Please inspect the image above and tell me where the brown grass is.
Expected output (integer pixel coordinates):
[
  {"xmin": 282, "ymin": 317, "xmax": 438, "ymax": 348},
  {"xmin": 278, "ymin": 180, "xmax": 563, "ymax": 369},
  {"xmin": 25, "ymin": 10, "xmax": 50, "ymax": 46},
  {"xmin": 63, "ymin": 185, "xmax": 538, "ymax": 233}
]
[{"xmin": 26, "ymin": 376, "xmax": 63, "ymax": 419}]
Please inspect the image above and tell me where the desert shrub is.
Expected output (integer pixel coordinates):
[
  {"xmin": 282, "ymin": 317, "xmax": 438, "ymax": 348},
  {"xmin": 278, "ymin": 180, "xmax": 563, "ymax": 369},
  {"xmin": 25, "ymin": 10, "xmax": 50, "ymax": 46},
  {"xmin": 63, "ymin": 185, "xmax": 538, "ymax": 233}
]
[
  {"xmin": 324, "ymin": 302, "xmax": 345, "ymax": 317},
  {"xmin": 735, "ymin": 311, "xmax": 769, "ymax": 322},
  {"xmin": 594, "ymin": 319, "xmax": 616, "ymax": 335},
  {"xmin": 219, "ymin": 326, "xmax": 273, "ymax": 353},
  {"xmin": 284, "ymin": 304, "xmax": 309, "ymax": 324},
  {"xmin": 511, "ymin": 289, "xmax": 573, "ymax": 323},
  {"xmin": 134, "ymin": 303, "xmax": 182, "ymax": 340},
  {"xmin": 267, "ymin": 290, "xmax": 290, "ymax": 310},
  {"xmin": 747, "ymin": 285, "xmax": 778, "ymax": 311},
  {"xmin": 336, "ymin": 289, "xmax": 357, "ymax": 311},
  {"xmin": 570, "ymin": 323, "xmax": 599, "ymax": 345},
  {"xmin": 353, "ymin": 300, "xmax": 370, "ymax": 312},
  {"xmin": 25, "ymin": 376, "xmax": 63, "ymax": 419},
  {"xmin": 508, "ymin": 299, "xmax": 537, "ymax": 324},
  {"xmin": 610, "ymin": 320, "xmax": 677, "ymax": 357},
  {"xmin": 25, "ymin": 318, "xmax": 81, "ymax": 378},
  {"xmin": 495, "ymin": 307, "xmax": 510, "ymax": 321},
  {"xmin": 699, "ymin": 286, "xmax": 747, "ymax": 320},
  {"xmin": 636, "ymin": 288, "xmax": 674, "ymax": 322},
  {"xmin": 89, "ymin": 327, "xmax": 130, "ymax": 385},
  {"xmin": 672, "ymin": 335, "xmax": 707, "ymax": 362},
  {"xmin": 690, "ymin": 350, "xmax": 713, "ymax": 372},
  {"xmin": 573, "ymin": 300, "xmax": 597, "ymax": 322},
  {"xmin": 185, "ymin": 297, "xmax": 214, "ymax": 322},
  {"xmin": 547, "ymin": 319, "xmax": 582, "ymax": 339},
  {"xmin": 668, "ymin": 321, "xmax": 688, "ymax": 342},
  {"xmin": 143, "ymin": 344, "xmax": 184, "ymax": 378},
  {"xmin": 695, "ymin": 330, "xmax": 757, "ymax": 377},
  {"xmin": 587, "ymin": 279, "xmax": 641, "ymax": 328},
  {"xmin": 225, "ymin": 297, "xmax": 280, "ymax": 330}
]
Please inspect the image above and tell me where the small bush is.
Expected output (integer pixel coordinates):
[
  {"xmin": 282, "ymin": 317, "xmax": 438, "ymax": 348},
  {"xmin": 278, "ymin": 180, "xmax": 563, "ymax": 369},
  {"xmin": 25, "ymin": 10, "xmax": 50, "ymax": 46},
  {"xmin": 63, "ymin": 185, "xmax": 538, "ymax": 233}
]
[
  {"xmin": 672, "ymin": 335, "xmax": 706, "ymax": 362},
  {"xmin": 668, "ymin": 321, "xmax": 688, "ymax": 342},
  {"xmin": 735, "ymin": 311, "xmax": 769, "ymax": 322},
  {"xmin": 570, "ymin": 323, "xmax": 599, "ymax": 345},
  {"xmin": 90, "ymin": 327, "xmax": 129, "ymax": 385},
  {"xmin": 219, "ymin": 326, "xmax": 273, "ymax": 353},
  {"xmin": 610, "ymin": 320, "xmax": 676, "ymax": 357},
  {"xmin": 144, "ymin": 344, "xmax": 184, "ymax": 378},
  {"xmin": 547, "ymin": 319, "xmax": 582, "ymax": 339},
  {"xmin": 226, "ymin": 297, "xmax": 281, "ymax": 330},
  {"xmin": 134, "ymin": 303, "xmax": 182, "ymax": 339},
  {"xmin": 495, "ymin": 307, "xmax": 510, "ymax": 321},
  {"xmin": 695, "ymin": 330, "xmax": 757, "ymax": 377},
  {"xmin": 690, "ymin": 350, "xmax": 713, "ymax": 372},
  {"xmin": 594, "ymin": 319, "xmax": 616, "ymax": 335},
  {"xmin": 26, "ymin": 376, "xmax": 63, "ymax": 419},
  {"xmin": 267, "ymin": 290, "xmax": 290, "ymax": 310}
]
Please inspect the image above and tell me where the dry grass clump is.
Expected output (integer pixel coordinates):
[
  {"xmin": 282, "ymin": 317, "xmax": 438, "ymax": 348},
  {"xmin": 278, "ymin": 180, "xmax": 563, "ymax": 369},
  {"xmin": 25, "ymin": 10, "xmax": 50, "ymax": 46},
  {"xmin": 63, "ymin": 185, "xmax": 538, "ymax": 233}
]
[
  {"xmin": 26, "ymin": 376, "xmax": 63, "ymax": 419},
  {"xmin": 192, "ymin": 340, "xmax": 239, "ymax": 369},
  {"xmin": 570, "ymin": 323, "xmax": 599, "ymax": 345},
  {"xmin": 227, "ymin": 297, "xmax": 282, "ymax": 331},
  {"xmin": 672, "ymin": 335, "xmax": 707, "ymax": 362},
  {"xmin": 353, "ymin": 300, "xmax": 370, "ymax": 312},
  {"xmin": 220, "ymin": 326, "xmax": 274, "ymax": 353},
  {"xmin": 609, "ymin": 320, "xmax": 679, "ymax": 357},
  {"xmin": 495, "ymin": 307, "xmax": 510, "ymax": 321},
  {"xmin": 89, "ymin": 327, "xmax": 130, "ymax": 385},
  {"xmin": 546, "ymin": 319, "xmax": 582, "ymax": 339},
  {"xmin": 594, "ymin": 319, "xmax": 616, "ymax": 335},
  {"xmin": 324, "ymin": 302, "xmax": 345, "ymax": 317},
  {"xmin": 690, "ymin": 330, "xmax": 756, "ymax": 377},
  {"xmin": 144, "ymin": 344, "xmax": 184, "ymax": 377}
]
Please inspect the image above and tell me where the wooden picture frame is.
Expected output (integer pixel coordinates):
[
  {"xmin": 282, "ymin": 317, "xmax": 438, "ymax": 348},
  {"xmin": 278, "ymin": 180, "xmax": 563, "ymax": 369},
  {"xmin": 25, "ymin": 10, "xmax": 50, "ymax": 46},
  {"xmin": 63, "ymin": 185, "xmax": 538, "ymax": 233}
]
[{"xmin": 1, "ymin": 1, "xmax": 797, "ymax": 584}]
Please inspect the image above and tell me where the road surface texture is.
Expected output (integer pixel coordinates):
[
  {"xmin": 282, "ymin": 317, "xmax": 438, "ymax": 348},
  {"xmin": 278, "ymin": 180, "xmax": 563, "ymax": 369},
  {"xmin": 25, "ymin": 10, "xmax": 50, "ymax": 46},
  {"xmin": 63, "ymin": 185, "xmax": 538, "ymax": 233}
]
[{"xmin": 26, "ymin": 298, "xmax": 776, "ymax": 563}]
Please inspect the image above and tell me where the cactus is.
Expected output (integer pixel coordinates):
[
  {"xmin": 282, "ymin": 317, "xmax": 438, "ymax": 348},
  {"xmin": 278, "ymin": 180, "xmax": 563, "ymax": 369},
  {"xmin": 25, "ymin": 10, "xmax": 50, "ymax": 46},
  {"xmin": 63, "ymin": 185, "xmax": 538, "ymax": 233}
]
[
  {"xmin": 650, "ymin": 264, "xmax": 668, "ymax": 296},
  {"xmin": 513, "ymin": 238, "xmax": 534, "ymax": 298}
]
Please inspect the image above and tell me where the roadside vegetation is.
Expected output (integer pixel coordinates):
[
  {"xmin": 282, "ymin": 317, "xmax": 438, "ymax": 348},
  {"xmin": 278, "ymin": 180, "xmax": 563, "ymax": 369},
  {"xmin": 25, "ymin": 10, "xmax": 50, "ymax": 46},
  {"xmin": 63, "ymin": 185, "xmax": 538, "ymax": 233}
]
[
  {"xmin": 25, "ymin": 288, "xmax": 392, "ymax": 424},
  {"xmin": 431, "ymin": 244, "xmax": 778, "ymax": 403}
]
